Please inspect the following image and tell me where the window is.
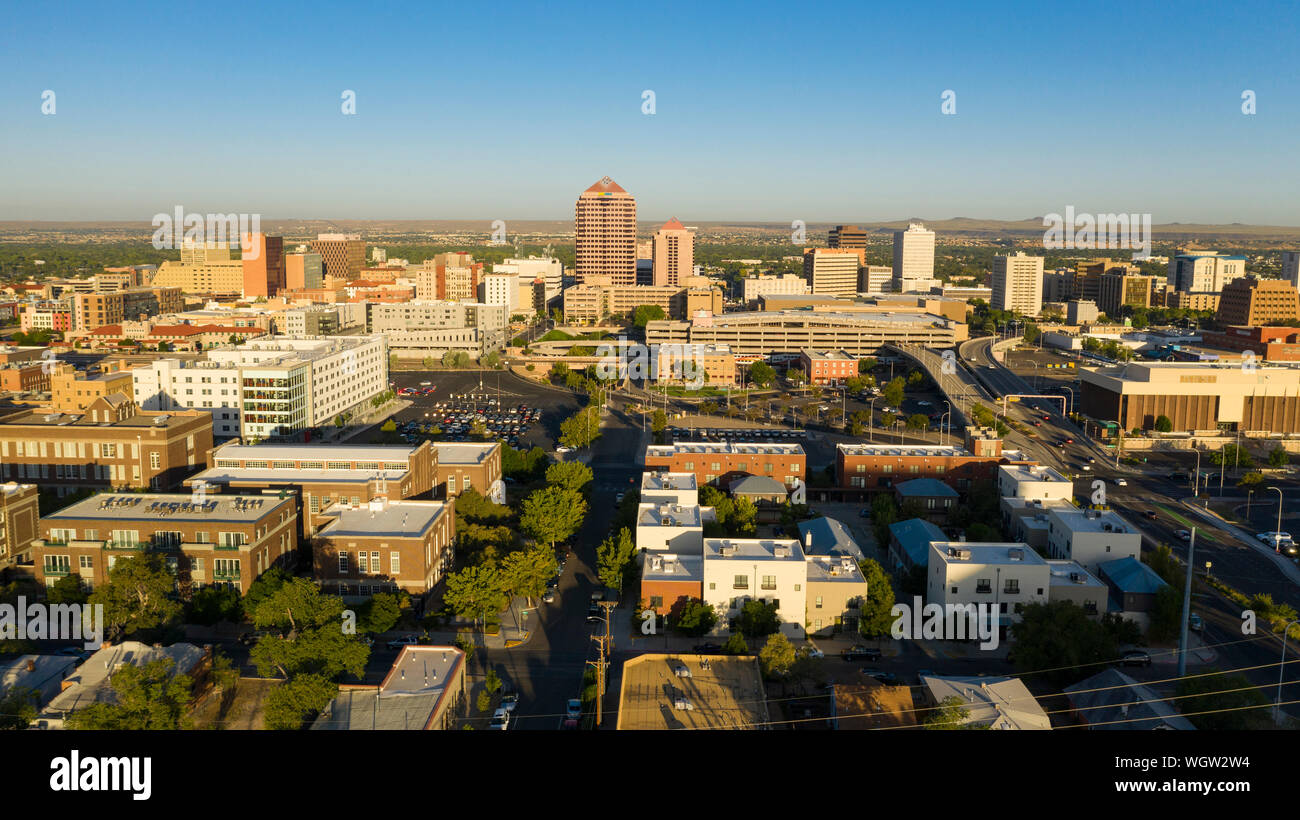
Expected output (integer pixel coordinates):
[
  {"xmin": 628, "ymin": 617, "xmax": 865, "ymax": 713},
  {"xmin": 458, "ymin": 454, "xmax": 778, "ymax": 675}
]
[
  {"xmin": 214, "ymin": 558, "xmax": 241, "ymax": 580},
  {"xmin": 359, "ymin": 551, "xmax": 369, "ymax": 573},
  {"xmin": 650, "ymin": 596, "xmax": 663, "ymax": 609},
  {"xmin": 79, "ymin": 556, "xmax": 93, "ymax": 569},
  {"xmin": 761, "ymin": 575, "xmax": 776, "ymax": 590},
  {"xmin": 370, "ymin": 551, "xmax": 380, "ymax": 574},
  {"xmin": 48, "ymin": 528, "xmax": 75, "ymax": 544},
  {"xmin": 44, "ymin": 555, "xmax": 71, "ymax": 574},
  {"xmin": 1004, "ymin": 579, "xmax": 1019, "ymax": 594},
  {"xmin": 149, "ymin": 452, "xmax": 160, "ymax": 470},
  {"xmin": 815, "ymin": 595, "xmax": 823, "ymax": 609},
  {"xmin": 950, "ymin": 586, "xmax": 958, "ymax": 594},
  {"xmin": 733, "ymin": 574, "xmax": 748, "ymax": 590},
  {"xmin": 338, "ymin": 553, "xmax": 349, "ymax": 574},
  {"xmin": 110, "ymin": 530, "xmax": 140, "ymax": 548},
  {"xmin": 976, "ymin": 579, "xmax": 992, "ymax": 594},
  {"xmin": 390, "ymin": 552, "xmax": 400, "ymax": 574}
]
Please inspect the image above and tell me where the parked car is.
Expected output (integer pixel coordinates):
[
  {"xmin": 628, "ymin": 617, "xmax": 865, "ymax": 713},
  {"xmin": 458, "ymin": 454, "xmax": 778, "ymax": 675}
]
[
  {"xmin": 841, "ymin": 645, "xmax": 881, "ymax": 661},
  {"xmin": 1143, "ymin": 510, "xmax": 1158, "ymax": 519},
  {"xmin": 500, "ymin": 691, "xmax": 519, "ymax": 712},
  {"xmin": 489, "ymin": 708, "xmax": 510, "ymax": 730},
  {"xmin": 542, "ymin": 590, "xmax": 556, "ymax": 604},
  {"xmin": 1120, "ymin": 650, "xmax": 1152, "ymax": 667},
  {"xmin": 566, "ymin": 698, "xmax": 583, "ymax": 719},
  {"xmin": 615, "ymin": 492, "xmax": 624, "ymax": 503},
  {"xmin": 1189, "ymin": 613, "xmax": 1203, "ymax": 633},
  {"xmin": 803, "ymin": 646, "xmax": 825, "ymax": 659},
  {"xmin": 693, "ymin": 642, "xmax": 723, "ymax": 653},
  {"xmin": 386, "ymin": 635, "xmax": 420, "ymax": 650}
]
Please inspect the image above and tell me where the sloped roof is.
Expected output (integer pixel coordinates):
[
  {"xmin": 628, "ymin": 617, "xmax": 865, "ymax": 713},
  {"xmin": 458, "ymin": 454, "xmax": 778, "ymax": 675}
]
[
  {"xmin": 660, "ymin": 217, "xmax": 687, "ymax": 232},
  {"xmin": 728, "ymin": 474, "xmax": 788, "ymax": 497},
  {"xmin": 1098, "ymin": 556, "xmax": 1168, "ymax": 595},
  {"xmin": 584, "ymin": 176, "xmax": 626, "ymax": 194},
  {"xmin": 1063, "ymin": 668, "xmax": 1195, "ymax": 730},
  {"xmin": 798, "ymin": 516, "xmax": 863, "ymax": 561},
  {"xmin": 895, "ymin": 478, "xmax": 959, "ymax": 498},
  {"xmin": 889, "ymin": 517, "xmax": 947, "ymax": 567},
  {"xmin": 921, "ymin": 675, "xmax": 1050, "ymax": 730}
]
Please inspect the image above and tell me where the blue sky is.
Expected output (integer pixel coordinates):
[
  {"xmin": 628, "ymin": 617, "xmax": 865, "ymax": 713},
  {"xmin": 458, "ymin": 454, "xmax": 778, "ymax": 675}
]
[{"xmin": 1, "ymin": 0, "xmax": 1297, "ymax": 224}]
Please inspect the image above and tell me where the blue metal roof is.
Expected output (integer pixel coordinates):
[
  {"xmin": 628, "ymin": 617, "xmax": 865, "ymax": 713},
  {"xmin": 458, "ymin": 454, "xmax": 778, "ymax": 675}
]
[
  {"xmin": 889, "ymin": 517, "xmax": 947, "ymax": 568},
  {"xmin": 797, "ymin": 516, "xmax": 863, "ymax": 561},
  {"xmin": 895, "ymin": 478, "xmax": 958, "ymax": 498},
  {"xmin": 1098, "ymin": 556, "xmax": 1168, "ymax": 595}
]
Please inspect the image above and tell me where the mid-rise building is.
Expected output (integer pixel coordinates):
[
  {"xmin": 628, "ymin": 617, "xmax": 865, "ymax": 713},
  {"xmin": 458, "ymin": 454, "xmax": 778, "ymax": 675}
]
[
  {"xmin": 1169, "ymin": 251, "xmax": 1246, "ymax": 293},
  {"xmin": 991, "ymin": 252, "xmax": 1044, "ymax": 316},
  {"xmin": 52, "ymin": 363, "xmax": 135, "ymax": 412},
  {"xmin": 804, "ymin": 248, "xmax": 863, "ymax": 298},
  {"xmin": 639, "ymin": 472, "xmax": 698, "ymax": 506},
  {"xmin": 799, "ymin": 349, "xmax": 858, "ymax": 384},
  {"xmin": 1284, "ymin": 251, "xmax": 1300, "ymax": 289},
  {"xmin": 1097, "ymin": 270, "xmax": 1160, "ymax": 317},
  {"xmin": 635, "ymin": 502, "xmax": 711, "ymax": 553},
  {"xmin": 651, "ymin": 218, "xmax": 694, "ymax": 288},
  {"xmin": 926, "ymin": 541, "xmax": 1050, "ymax": 628},
  {"xmin": 0, "ymin": 396, "xmax": 212, "ymax": 493},
  {"xmin": 313, "ymin": 497, "xmax": 455, "ymax": 600},
  {"xmin": 284, "ymin": 249, "xmax": 324, "ymax": 291},
  {"xmin": 741, "ymin": 273, "xmax": 809, "ymax": 305},
  {"xmin": 1067, "ymin": 300, "xmax": 1100, "ymax": 324},
  {"xmin": 367, "ymin": 301, "xmax": 507, "ymax": 358},
  {"xmin": 644, "ymin": 441, "xmax": 805, "ymax": 489},
  {"xmin": 1045, "ymin": 506, "xmax": 1141, "ymax": 575},
  {"xmin": 432, "ymin": 442, "xmax": 503, "ymax": 502},
  {"xmin": 0, "ymin": 482, "xmax": 39, "ymax": 566},
  {"xmin": 859, "ymin": 265, "xmax": 892, "ymax": 294},
  {"xmin": 31, "ymin": 491, "xmax": 298, "ymax": 594},
  {"xmin": 1217, "ymin": 276, "xmax": 1300, "ymax": 326},
  {"xmin": 651, "ymin": 343, "xmax": 736, "ymax": 386},
  {"xmin": 494, "ymin": 257, "xmax": 564, "ymax": 307},
  {"xmin": 892, "ymin": 222, "xmax": 937, "ymax": 293},
  {"xmin": 478, "ymin": 272, "xmax": 517, "ymax": 317},
  {"xmin": 702, "ymin": 537, "xmax": 809, "ymax": 638},
  {"xmin": 152, "ymin": 242, "xmax": 247, "ymax": 295},
  {"xmin": 828, "ymin": 225, "xmax": 867, "ymax": 249},
  {"xmin": 836, "ymin": 432, "xmax": 1012, "ymax": 494},
  {"xmin": 997, "ymin": 464, "xmax": 1073, "ymax": 502},
  {"xmin": 575, "ymin": 177, "xmax": 637, "ymax": 286},
  {"xmin": 241, "ymin": 233, "xmax": 286, "ymax": 299},
  {"xmin": 310, "ymin": 234, "xmax": 366, "ymax": 280}
]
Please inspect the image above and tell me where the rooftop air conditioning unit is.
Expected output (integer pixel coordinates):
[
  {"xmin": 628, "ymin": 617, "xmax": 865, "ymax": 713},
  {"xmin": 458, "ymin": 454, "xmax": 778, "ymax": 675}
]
[{"xmin": 1008, "ymin": 548, "xmax": 1024, "ymax": 561}]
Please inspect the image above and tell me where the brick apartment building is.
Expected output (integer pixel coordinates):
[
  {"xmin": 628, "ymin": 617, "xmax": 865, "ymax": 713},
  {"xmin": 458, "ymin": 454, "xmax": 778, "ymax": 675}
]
[
  {"xmin": 1200, "ymin": 326, "xmax": 1300, "ymax": 362},
  {"xmin": 0, "ymin": 361, "xmax": 50, "ymax": 393},
  {"xmin": 0, "ymin": 396, "xmax": 212, "ymax": 494},
  {"xmin": 644, "ymin": 441, "xmax": 806, "ymax": 489},
  {"xmin": 312, "ymin": 497, "xmax": 456, "ymax": 600},
  {"xmin": 31, "ymin": 491, "xmax": 298, "ymax": 594},
  {"xmin": 0, "ymin": 482, "xmax": 39, "ymax": 566},
  {"xmin": 188, "ymin": 441, "xmax": 438, "ymax": 535},
  {"xmin": 799, "ymin": 349, "xmax": 858, "ymax": 384},
  {"xmin": 433, "ymin": 442, "xmax": 504, "ymax": 501},
  {"xmin": 836, "ymin": 429, "xmax": 1017, "ymax": 497}
]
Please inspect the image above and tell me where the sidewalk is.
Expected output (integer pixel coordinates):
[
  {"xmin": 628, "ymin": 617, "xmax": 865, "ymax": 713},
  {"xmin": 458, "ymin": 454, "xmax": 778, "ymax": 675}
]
[
  {"xmin": 383, "ymin": 595, "xmax": 536, "ymax": 650},
  {"xmin": 1178, "ymin": 498, "xmax": 1300, "ymax": 586}
]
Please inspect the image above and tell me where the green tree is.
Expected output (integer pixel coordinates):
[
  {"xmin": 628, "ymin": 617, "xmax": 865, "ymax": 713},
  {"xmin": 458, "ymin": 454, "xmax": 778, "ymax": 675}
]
[
  {"xmin": 857, "ymin": 558, "xmax": 897, "ymax": 638},
  {"xmin": 545, "ymin": 460, "xmax": 594, "ymax": 494},
  {"xmin": 1239, "ymin": 471, "xmax": 1265, "ymax": 490},
  {"xmin": 632, "ymin": 304, "xmax": 667, "ymax": 327},
  {"xmin": 1154, "ymin": 415, "xmax": 1173, "ymax": 432},
  {"xmin": 1270, "ymin": 447, "xmax": 1291, "ymax": 468},
  {"xmin": 65, "ymin": 658, "xmax": 193, "ymax": 730},
  {"xmin": 723, "ymin": 632, "xmax": 749, "ymax": 654},
  {"xmin": 186, "ymin": 586, "xmax": 242, "ymax": 626},
  {"xmin": 1008, "ymin": 600, "xmax": 1122, "ymax": 686},
  {"xmin": 787, "ymin": 367, "xmax": 806, "ymax": 385},
  {"xmin": 738, "ymin": 600, "xmax": 780, "ymax": 637},
  {"xmin": 758, "ymin": 632, "xmax": 797, "ymax": 678},
  {"xmin": 1175, "ymin": 672, "xmax": 1270, "ymax": 730},
  {"xmin": 596, "ymin": 527, "xmax": 637, "ymax": 593},
  {"xmin": 0, "ymin": 687, "xmax": 38, "ymax": 730},
  {"xmin": 923, "ymin": 696, "xmax": 984, "ymax": 730},
  {"xmin": 879, "ymin": 410, "xmax": 896, "ymax": 430},
  {"xmin": 359, "ymin": 592, "xmax": 403, "ymax": 634},
  {"xmin": 883, "ymin": 377, "xmax": 905, "ymax": 407},
  {"xmin": 906, "ymin": 413, "xmax": 929, "ymax": 431},
  {"xmin": 651, "ymin": 410, "xmax": 667, "ymax": 436},
  {"xmin": 748, "ymin": 361, "xmax": 776, "ymax": 388},
  {"xmin": 672, "ymin": 600, "xmax": 717, "ymax": 637},
  {"xmin": 454, "ymin": 487, "xmax": 513, "ymax": 523},
  {"xmin": 559, "ymin": 405, "xmax": 602, "ymax": 449},
  {"xmin": 264, "ymin": 673, "xmax": 339, "ymax": 730},
  {"xmin": 89, "ymin": 553, "xmax": 184, "ymax": 640},
  {"xmin": 520, "ymin": 485, "xmax": 588, "ymax": 548},
  {"xmin": 46, "ymin": 574, "xmax": 88, "ymax": 606},
  {"xmin": 501, "ymin": 546, "xmax": 557, "ymax": 604},
  {"xmin": 443, "ymin": 563, "xmax": 508, "ymax": 627},
  {"xmin": 251, "ymin": 576, "xmax": 346, "ymax": 633}
]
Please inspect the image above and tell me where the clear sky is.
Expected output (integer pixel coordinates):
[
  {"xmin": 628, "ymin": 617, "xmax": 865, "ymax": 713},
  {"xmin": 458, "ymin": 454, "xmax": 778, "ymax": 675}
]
[{"xmin": 1, "ymin": 0, "xmax": 1297, "ymax": 224}]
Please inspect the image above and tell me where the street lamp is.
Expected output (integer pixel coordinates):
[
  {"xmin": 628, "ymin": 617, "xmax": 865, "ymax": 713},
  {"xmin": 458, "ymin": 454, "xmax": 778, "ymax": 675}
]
[
  {"xmin": 1269, "ymin": 486, "xmax": 1284, "ymax": 552},
  {"xmin": 1278, "ymin": 619, "xmax": 1300, "ymax": 726},
  {"xmin": 941, "ymin": 401, "xmax": 951, "ymax": 447},
  {"xmin": 867, "ymin": 397, "xmax": 878, "ymax": 443}
]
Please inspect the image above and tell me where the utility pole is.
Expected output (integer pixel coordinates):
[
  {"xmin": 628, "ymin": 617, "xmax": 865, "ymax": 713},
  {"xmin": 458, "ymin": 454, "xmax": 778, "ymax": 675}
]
[
  {"xmin": 1178, "ymin": 527, "xmax": 1196, "ymax": 678},
  {"xmin": 588, "ymin": 634, "xmax": 609, "ymax": 727},
  {"xmin": 599, "ymin": 600, "xmax": 617, "ymax": 653}
]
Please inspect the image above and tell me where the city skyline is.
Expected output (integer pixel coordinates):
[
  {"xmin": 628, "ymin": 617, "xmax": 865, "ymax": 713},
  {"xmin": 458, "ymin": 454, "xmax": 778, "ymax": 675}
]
[{"xmin": 1, "ymin": 0, "xmax": 1298, "ymax": 224}]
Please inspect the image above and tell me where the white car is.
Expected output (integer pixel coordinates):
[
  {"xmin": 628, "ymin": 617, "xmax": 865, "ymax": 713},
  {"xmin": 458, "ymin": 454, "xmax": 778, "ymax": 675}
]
[
  {"xmin": 672, "ymin": 697, "xmax": 695, "ymax": 711},
  {"xmin": 556, "ymin": 446, "xmax": 572, "ymax": 454},
  {"xmin": 615, "ymin": 492, "xmax": 625, "ymax": 503},
  {"xmin": 804, "ymin": 646, "xmax": 825, "ymax": 659},
  {"xmin": 489, "ymin": 708, "xmax": 510, "ymax": 730},
  {"xmin": 1114, "ymin": 478, "xmax": 1127, "ymax": 486}
]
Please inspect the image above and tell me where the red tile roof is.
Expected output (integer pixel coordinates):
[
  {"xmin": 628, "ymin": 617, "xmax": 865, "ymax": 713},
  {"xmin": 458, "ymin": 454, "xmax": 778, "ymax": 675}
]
[
  {"xmin": 583, "ymin": 176, "xmax": 626, "ymax": 194},
  {"xmin": 660, "ymin": 217, "xmax": 687, "ymax": 232}
]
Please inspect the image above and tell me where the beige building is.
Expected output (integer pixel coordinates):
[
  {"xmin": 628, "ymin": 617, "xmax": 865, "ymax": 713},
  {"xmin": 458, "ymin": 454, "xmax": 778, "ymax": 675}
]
[
  {"xmin": 651, "ymin": 343, "xmax": 736, "ymax": 385},
  {"xmin": 152, "ymin": 243, "xmax": 246, "ymax": 295},
  {"xmin": 50, "ymin": 363, "xmax": 135, "ymax": 412},
  {"xmin": 309, "ymin": 233, "xmax": 366, "ymax": 280},
  {"xmin": 645, "ymin": 309, "xmax": 965, "ymax": 357},
  {"xmin": 575, "ymin": 177, "xmax": 637, "ymax": 286},
  {"xmin": 991, "ymin": 252, "xmax": 1044, "ymax": 316},
  {"xmin": 803, "ymin": 248, "xmax": 863, "ymax": 297},
  {"xmin": 651, "ymin": 218, "xmax": 694, "ymax": 288},
  {"xmin": 1217, "ymin": 276, "xmax": 1300, "ymax": 326}
]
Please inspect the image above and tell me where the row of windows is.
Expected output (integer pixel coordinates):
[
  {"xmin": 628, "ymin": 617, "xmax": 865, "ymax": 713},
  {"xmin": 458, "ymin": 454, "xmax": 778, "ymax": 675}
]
[{"xmin": 337, "ymin": 551, "xmax": 401, "ymax": 575}]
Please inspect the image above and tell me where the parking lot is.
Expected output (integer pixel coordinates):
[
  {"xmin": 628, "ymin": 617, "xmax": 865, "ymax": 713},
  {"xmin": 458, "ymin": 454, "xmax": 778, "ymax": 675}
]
[{"xmin": 377, "ymin": 370, "xmax": 583, "ymax": 450}]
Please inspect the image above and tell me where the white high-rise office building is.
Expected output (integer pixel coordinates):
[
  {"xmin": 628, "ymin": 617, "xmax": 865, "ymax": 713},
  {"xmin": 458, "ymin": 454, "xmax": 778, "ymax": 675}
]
[
  {"xmin": 478, "ymin": 272, "xmax": 517, "ymax": 316},
  {"xmin": 1169, "ymin": 251, "xmax": 1247, "ymax": 293},
  {"xmin": 892, "ymin": 222, "xmax": 937, "ymax": 293},
  {"xmin": 991, "ymin": 252, "xmax": 1045, "ymax": 316}
]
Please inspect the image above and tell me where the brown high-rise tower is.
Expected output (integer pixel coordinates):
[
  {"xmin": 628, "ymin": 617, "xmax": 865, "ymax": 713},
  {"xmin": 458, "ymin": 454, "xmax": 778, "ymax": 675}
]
[{"xmin": 575, "ymin": 177, "xmax": 637, "ymax": 286}]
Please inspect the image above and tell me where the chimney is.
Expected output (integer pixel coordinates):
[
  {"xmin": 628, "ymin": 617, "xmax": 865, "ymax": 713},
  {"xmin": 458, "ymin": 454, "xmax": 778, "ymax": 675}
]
[
  {"xmin": 26, "ymin": 658, "xmax": 35, "ymax": 672},
  {"xmin": 804, "ymin": 530, "xmax": 812, "ymax": 548}
]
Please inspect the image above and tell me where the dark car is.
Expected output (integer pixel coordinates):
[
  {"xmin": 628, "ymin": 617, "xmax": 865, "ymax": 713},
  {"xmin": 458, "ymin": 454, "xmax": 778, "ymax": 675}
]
[
  {"xmin": 1143, "ymin": 509, "xmax": 1158, "ymax": 519},
  {"xmin": 841, "ymin": 645, "xmax": 881, "ymax": 661},
  {"xmin": 1120, "ymin": 650, "xmax": 1152, "ymax": 667},
  {"xmin": 861, "ymin": 669, "xmax": 897, "ymax": 684},
  {"xmin": 693, "ymin": 642, "xmax": 723, "ymax": 653}
]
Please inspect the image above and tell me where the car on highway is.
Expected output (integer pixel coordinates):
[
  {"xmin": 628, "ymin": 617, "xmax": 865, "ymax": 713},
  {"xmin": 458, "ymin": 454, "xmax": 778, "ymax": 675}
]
[
  {"xmin": 1120, "ymin": 650, "xmax": 1152, "ymax": 667},
  {"xmin": 1115, "ymin": 478, "xmax": 1127, "ymax": 486},
  {"xmin": 566, "ymin": 698, "xmax": 583, "ymax": 719},
  {"xmin": 1041, "ymin": 414, "xmax": 1051, "ymax": 421},
  {"xmin": 1175, "ymin": 530, "xmax": 1191, "ymax": 540},
  {"xmin": 1064, "ymin": 437, "xmax": 1074, "ymax": 444},
  {"xmin": 1032, "ymin": 420, "xmax": 1042, "ymax": 427},
  {"xmin": 1079, "ymin": 464, "xmax": 1091, "ymax": 471},
  {"xmin": 1087, "ymin": 456, "xmax": 1095, "ymax": 464},
  {"xmin": 1189, "ymin": 613, "xmax": 1203, "ymax": 633},
  {"xmin": 1143, "ymin": 509, "xmax": 1157, "ymax": 519}
]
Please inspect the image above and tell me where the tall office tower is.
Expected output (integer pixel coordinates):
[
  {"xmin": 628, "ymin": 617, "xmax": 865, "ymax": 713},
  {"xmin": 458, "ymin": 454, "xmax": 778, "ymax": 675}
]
[
  {"xmin": 240, "ymin": 232, "xmax": 285, "ymax": 299},
  {"xmin": 575, "ymin": 177, "xmax": 637, "ymax": 286},
  {"xmin": 1169, "ymin": 251, "xmax": 1247, "ymax": 293},
  {"xmin": 1283, "ymin": 251, "xmax": 1300, "ymax": 289},
  {"xmin": 309, "ymin": 233, "xmax": 366, "ymax": 280},
  {"xmin": 828, "ymin": 225, "xmax": 867, "ymax": 249},
  {"xmin": 284, "ymin": 250, "xmax": 324, "ymax": 291},
  {"xmin": 803, "ymin": 248, "xmax": 864, "ymax": 297},
  {"xmin": 651, "ymin": 218, "xmax": 695, "ymax": 287},
  {"xmin": 892, "ymin": 222, "xmax": 936, "ymax": 292},
  {"xmin": 991, "ymin": 252, "xmax": 1045, "ymax": 316}
]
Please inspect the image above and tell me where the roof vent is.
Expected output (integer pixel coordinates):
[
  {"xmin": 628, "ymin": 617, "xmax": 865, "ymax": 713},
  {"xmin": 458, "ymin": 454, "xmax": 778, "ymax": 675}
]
[{"xmin": 1008, "ymin": 548, "xmax": 1024, "ymax": 561}]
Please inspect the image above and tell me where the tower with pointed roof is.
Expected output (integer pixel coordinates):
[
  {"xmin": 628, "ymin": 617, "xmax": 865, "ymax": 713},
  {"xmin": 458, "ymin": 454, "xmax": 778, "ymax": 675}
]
[
  {"xmin": 651, "ymin": 217, "xmax": 695, "ymax": 288},
  {"xmin": 575, "ymin": 177, "xmax": 637, "ymax": 286}
]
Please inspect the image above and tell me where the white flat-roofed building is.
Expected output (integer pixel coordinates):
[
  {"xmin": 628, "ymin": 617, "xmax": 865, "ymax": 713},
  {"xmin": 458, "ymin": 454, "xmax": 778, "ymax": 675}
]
[
  {"xmin": 1045, "ymin": 506, "xmax": 1141, "ymax": 575},
  {"xmin": 1046, "ymin": 559, "xmax": 1108, "ymax": 617},
  {"xmin": 742, "ymin": 273, "xmax": 808, "ymax": 305},
  {"xmin": 133, "ymin": 358, "xmax": 243, "ymax": 439},
  {"xmin": 997, "ymin": 464, "xmax": 1073, "ymax": 502},
  {"xmin": 644, "ymin": 309, "xmax": 964, "ymax": 357},
  {"xmin": 313, "ymin": 645, "xmax": 465, "ymax": 730},
  {"xmin": 703, "ymin": 537, "xmax": 808, "ymax": 638},
  {"xmin": 991, "ymin": 252, "xmax": 1045, "ymax": 316},
  {"xmin": 926, "ymin": 541, "xmax": 1050, "ymax": 625},
  {"xmin": 640, "ymin": 472, "xmax": 698, "ymax": 506},
  {"xmin": 635, "ymin": 502, "xmax": 714, "ymax": 553},
  {"xmin": 1001, "ymin": 497, "xmax": 1075, "ymax": 550}
]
